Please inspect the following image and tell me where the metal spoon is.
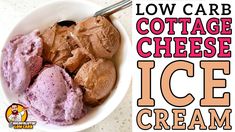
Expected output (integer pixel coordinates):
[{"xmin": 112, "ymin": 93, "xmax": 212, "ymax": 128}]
[
  {"xmin": 94, "ymin": 0, "xmax": 132, "ymax": 17},
  {"xmin": 57, "ymin": 0, "xmax": 132, "ymax": 26}
]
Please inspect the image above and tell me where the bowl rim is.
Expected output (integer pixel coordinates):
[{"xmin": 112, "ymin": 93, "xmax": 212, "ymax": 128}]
[{"xmin": 0, "ymin": 0, "xmax": 132, "ymax": 131}]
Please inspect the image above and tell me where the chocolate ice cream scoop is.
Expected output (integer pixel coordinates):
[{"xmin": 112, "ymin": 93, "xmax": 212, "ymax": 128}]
[
  {"xmin": 41, "ymin": 23, "xmax": 78, "ymax": 66},
  {"xmin": 73, "ymin": 16, "xmax": 121, "ymax": 59},
  {"xmin": 63, "ymin": 48, "xmax": 91, "ymax": 73},
  {"xmin": 74, "ymin": 59, "xmax": 116, "ymax": 106},
  {"xmin": 26, "ymin": 65, "xmax": 86, "ymax": 125},
  {"xmin": 1, "ymin": 30, "xmax": 43, "ymax": 93}
]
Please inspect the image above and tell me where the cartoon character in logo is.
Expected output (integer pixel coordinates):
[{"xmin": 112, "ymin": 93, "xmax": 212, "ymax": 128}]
[{"xmin": 5, "ymin": 103, "xmax": 28, "ymax": 122}]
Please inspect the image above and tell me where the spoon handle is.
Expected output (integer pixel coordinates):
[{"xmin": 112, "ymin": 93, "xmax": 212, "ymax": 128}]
[{"xmin": 94, "ymin": 0, "xmax": 132, "ymax": 17}]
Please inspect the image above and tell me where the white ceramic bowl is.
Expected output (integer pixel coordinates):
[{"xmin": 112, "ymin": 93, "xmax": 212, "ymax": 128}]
[{"xmin": 0, "ymin": 0, "xmax": 131, "ymax": 131}]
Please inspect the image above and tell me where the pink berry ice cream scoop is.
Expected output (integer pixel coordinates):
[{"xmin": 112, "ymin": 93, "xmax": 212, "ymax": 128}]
[
  {"xmin": 26, "ymin": 65, "xmax": 86, "ymax": 125},
  {"xmin": 1, "ymin": 30, "xmax": 43, "ymax": 93}
]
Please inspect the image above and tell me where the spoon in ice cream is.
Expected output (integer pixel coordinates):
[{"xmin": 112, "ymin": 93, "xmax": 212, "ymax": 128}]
[
  {"xmin": 94, "ymin": 0, "xmax": 132, "ymax": 17},
  {"xmin": 57, "ymin": 0, "xmax": 132, "ymax": 26}
]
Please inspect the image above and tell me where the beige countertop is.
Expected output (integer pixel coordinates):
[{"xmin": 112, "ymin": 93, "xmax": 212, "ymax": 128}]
[{"xmin": 0, "ymin": 0, "xmax": 132, "ymax": 131}]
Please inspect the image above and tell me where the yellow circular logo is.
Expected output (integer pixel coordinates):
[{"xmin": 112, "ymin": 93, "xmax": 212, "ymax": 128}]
[{"xmin": 5, "ymin": 103, "xmax": 28, "ymax": 122}]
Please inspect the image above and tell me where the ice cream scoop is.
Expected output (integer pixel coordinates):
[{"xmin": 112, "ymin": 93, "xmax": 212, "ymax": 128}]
[
  {"xmin": 73, "ymin": 16, "xmax": 121, "ymax": 59},
  {"xmin": 63, "ymin": 48, "xmax": 91, "ymax": 73},
  {"xmin": 59, "ymin": 0, "xmax": 132, "ymax": 58},
  {"xmin": 43, "ymin": 0, "xmax": 132, "ymax": 66},
  {"xmin": 74, "ymin": 59, "xmax": 116, "ymax": 106},
  {"xmin": 1, "ymin": 30, "xmax": 43, "ymax": 93},
  {"xmin": 26, "ymin": 65, "xmax": 86, "ymax": 125},
  {"xmin": 41, "ymin": 23, "xmax": 78, "ymax": 66}
]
